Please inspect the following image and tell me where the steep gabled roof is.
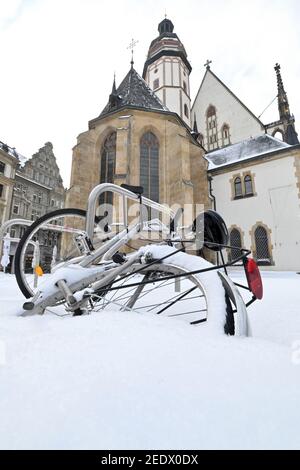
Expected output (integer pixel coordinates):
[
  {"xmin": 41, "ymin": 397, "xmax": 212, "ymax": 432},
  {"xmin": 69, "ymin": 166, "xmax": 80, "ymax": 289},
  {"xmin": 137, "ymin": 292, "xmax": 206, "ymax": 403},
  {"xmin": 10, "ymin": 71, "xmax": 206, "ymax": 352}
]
[
  {"xmin": 191, "ymin": 68, "xmax": 265, "ymax": 129},
  {"xmin": 206, "ymin": 134, "xmax": 291, "ymax": 170},
  {"xmin": 99, "ymin": 67, "xmax": 169, "ymax": 118}
]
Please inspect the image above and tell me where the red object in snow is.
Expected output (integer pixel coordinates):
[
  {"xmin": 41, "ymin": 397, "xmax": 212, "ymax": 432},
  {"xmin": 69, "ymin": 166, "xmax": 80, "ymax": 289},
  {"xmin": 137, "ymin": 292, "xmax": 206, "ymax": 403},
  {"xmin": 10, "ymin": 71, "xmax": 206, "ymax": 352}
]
[{"xmin": 245, "ymin": 258, "xmax": 263, "ymax": 300}]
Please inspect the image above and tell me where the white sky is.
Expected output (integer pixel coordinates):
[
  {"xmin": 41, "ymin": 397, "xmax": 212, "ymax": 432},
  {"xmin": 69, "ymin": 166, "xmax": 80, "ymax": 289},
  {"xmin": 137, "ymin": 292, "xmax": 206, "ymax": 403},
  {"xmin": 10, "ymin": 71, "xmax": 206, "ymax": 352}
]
[{"xmin": 0, "ymin": 0, "xmax": 299, "ymax": 187}]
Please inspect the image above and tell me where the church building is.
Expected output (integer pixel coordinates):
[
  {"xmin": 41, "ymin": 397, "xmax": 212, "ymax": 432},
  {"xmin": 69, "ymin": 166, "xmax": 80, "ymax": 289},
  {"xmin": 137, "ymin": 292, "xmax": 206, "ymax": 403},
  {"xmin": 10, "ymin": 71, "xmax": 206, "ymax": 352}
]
[{"xmin": 66, "ymin": 17, "xmax": 300, "ymax": 271}]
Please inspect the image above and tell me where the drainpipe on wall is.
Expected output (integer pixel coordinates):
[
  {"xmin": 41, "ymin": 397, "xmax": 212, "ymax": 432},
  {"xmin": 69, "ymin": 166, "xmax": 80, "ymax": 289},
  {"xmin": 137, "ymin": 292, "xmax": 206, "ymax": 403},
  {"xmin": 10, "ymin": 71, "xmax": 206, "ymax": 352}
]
[{"xmin": 208, "ymin": 174, "xmax": 216, "ymax": 211}]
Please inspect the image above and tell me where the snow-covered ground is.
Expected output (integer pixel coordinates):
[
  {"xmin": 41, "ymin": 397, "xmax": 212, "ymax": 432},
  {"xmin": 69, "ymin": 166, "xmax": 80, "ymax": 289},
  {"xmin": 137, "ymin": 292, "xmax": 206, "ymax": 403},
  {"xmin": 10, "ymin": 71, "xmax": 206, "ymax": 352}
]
[{"xmin": 0, "ymin": 270, "xmax": 300, "ymax": 450}]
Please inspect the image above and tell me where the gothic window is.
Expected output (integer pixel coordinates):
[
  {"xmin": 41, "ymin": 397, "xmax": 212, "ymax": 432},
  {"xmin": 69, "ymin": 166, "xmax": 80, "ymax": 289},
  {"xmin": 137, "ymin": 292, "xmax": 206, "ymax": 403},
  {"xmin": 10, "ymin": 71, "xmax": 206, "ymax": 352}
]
[
  {"xmin": 222, "ymin": 124, "xmax": 230, "ymax": 146},
  {"xmin": 244, "ymin": 175, "xmax": 253, "ymax": 196},
  {"xmin": 140, "ymin": 132, "xmax": 159, "ymax": 202},
  {"xmin": 0, "ymin": 162, "xmax": 5, "ymax": 174},
  {"xmin": 229, "ymin": 228, "xmax": 242, "ymax": 262},
  {"xmin": 153, "ymin": 79, "xmax": 159, "ymax": 90},
  {"xmin": 234, "ymin": 177, "xmax": 243, "ymax": 198},
  {"xmin": 254, "ymin": 226, "xmax": 271, "ymax": 265},
  {"xmin": 183, "ymin": 81, "xmax": 187, "ymax": 93},
  {"xmin": 100, "ymin": 132, "xmax": 116, "ymax": 206},
  {"xmin": 0, "ymin": 184, "xmax": 3, "ymax": 198},
  {"xmin": 184, "ymin": 104, "xmax": 189, "ymax": 118},
  {"xmin": 206, "ymin": 105, "xmax": 218, "ymax": 150}
]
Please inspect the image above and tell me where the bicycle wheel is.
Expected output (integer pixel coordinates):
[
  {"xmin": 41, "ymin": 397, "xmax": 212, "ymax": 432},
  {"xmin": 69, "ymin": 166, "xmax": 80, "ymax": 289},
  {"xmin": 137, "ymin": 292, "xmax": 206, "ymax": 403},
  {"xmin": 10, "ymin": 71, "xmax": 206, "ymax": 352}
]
[
  {"xmin": 14, "ymin": 208, "xmax": 103, "ymax": 298},
  {"xmin": 85, "ymin": 246, "xmax": 239, "ymax": 334}
]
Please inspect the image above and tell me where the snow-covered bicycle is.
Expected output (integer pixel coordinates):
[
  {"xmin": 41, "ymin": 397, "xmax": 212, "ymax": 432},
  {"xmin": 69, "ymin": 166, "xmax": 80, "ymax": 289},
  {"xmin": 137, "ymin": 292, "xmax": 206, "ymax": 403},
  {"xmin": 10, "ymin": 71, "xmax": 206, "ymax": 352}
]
[{"xmin": 13, "ymin": 183, "xmax": 263, "ymax": 336}]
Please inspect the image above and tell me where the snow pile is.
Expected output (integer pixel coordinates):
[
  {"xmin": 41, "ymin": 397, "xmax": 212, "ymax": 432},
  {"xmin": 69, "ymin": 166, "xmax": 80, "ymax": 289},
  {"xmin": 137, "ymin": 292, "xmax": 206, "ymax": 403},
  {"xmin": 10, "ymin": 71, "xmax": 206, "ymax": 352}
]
[
  {"xmin": 0, "ymin": 271, "xmax": 300, "ymax": 449},
  {"xmin": 139, "ymin": 245, "xmax": 227, "ymax": 334}
]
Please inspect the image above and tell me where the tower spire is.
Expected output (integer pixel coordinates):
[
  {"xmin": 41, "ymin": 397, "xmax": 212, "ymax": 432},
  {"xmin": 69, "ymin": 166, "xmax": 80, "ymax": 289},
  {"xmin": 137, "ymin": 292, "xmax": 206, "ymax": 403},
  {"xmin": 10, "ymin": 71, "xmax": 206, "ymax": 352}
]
[
  {"xmin": 273, "ymin": 63, "xmax": 299, "ymax": 145},
  {"xmin": 274, "ymin": 63, "xmax": 291, "ymax": 121},
  {"xmin": 127, "ymin": 38, "xmax": 139, "ymax": 68},
  {"xmin": 111, "ymin": 72, "xmax": 116, "ymax": 94}
]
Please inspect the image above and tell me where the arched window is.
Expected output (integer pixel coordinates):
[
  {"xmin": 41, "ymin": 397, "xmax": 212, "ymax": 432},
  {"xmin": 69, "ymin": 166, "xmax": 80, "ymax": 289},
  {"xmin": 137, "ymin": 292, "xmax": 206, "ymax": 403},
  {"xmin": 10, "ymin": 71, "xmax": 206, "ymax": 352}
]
[
  {"xmin": 184, "ymin": 104, "xmax": 189, "ymax": 118},
  {"xmin": 229, "ymin": 228, "xmax": 242, "ymax": 262},
  {"xmin": 183, "ymin": 81, "xmax": 187, "ymax": 93},
  {"xmin": 140, "ymin": 132, "xmax": 159, "ymax": 202},
  {"xmin": 0, "ymin": 184, "xmax": 3, "ymax": 198},
  {"xmin": 207, "ymin": 105, "xmax": 216, "ymax": 118},
  {"xmin": 222, "ymin": 123, "xmax": 230, "ymax": 146},
  {"xmin": 100, "ymin": 132, "xmax": 116, "ymax": 206},
  {"xmin": 254, "ymin": 226, "xmax": 271, "ymax": 264},
  {"xmin": 206, "ymin": 105, "xmax": 218, "ymax": 150},
  {"xmin": 234, "ymin": 177, "xmax": 243, "ymax": 198},
  {"xmin": 244, "ymin": 175, "xmax": 253, "ymax": 195}
]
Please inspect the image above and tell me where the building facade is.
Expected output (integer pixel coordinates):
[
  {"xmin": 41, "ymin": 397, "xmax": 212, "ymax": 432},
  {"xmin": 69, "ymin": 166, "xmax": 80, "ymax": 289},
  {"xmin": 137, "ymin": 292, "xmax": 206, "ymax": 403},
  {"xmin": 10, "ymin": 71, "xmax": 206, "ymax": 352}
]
[
  {"xmin": 8, "ymin": 142, "xmax": 65, "ymax": 271},
  {"xmin": 206, "ymin": 136, "xmax": 300, "ymax": 271},
  {"xmin": 0, "ymin": 141, "xmax": 19, "ymax": 226}
]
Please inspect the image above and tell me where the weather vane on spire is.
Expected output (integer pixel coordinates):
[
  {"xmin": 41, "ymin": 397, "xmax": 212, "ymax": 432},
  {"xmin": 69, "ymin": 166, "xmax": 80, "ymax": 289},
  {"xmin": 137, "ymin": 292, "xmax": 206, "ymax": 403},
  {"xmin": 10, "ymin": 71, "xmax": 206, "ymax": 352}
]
[{"xmin": 127, "ymin": 38, "xmax": 139, "ymax": 68}]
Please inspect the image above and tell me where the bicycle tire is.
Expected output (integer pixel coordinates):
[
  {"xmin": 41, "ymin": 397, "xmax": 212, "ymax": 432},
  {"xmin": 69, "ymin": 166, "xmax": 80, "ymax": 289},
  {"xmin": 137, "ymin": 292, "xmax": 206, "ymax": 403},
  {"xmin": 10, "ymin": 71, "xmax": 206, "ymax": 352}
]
[{"xmin": 14, "ymin": 208, "xmax": 88, "ymax": 298}]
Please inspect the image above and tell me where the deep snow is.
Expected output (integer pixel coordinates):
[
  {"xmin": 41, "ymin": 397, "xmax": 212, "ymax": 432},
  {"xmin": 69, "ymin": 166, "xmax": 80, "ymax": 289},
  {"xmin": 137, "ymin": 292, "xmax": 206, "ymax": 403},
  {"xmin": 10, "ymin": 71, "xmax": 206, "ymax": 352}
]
[{"xmin": 0, "ymin": 270, "xmax": 300, "ymax": 450}]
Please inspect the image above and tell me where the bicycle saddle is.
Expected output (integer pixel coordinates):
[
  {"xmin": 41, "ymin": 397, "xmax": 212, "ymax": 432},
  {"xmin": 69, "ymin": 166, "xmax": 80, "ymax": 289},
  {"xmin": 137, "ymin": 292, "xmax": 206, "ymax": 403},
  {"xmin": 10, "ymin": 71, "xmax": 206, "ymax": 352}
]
[{"xmin": 121, "ymin": 184, "xmax": 144, "ymax": 195}]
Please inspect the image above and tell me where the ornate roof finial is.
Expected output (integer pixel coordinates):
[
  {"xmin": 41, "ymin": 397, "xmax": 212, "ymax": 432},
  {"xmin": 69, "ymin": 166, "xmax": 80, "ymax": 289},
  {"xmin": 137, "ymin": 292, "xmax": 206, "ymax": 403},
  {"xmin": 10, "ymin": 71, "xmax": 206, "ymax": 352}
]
[
  {"xmin": 274, "ymin": 62, "xmax": 290, "ymax": 121},
  {"xmin": 127, "ymin": 38, "xmax": 139, "ymax": 68}
]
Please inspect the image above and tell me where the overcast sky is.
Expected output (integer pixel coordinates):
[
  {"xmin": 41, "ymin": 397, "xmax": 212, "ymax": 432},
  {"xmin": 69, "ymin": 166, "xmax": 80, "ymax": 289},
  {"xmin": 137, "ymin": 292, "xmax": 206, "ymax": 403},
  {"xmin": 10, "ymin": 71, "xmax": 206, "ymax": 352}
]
[{"xmin": 1, "ymin": 0, "xmax": 299, "ymax": 186}]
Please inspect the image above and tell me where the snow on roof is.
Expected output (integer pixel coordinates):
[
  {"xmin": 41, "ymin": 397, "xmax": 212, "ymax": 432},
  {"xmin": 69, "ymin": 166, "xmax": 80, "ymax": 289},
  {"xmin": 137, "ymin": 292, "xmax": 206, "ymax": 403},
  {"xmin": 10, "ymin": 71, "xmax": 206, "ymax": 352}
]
[
  {"xmin": 0, "ymin": 141, "xmax": 26, "ymax": 165},
  {"xmin": 206, "ymin": 134, "xmax": 291, "ymax": 170}
]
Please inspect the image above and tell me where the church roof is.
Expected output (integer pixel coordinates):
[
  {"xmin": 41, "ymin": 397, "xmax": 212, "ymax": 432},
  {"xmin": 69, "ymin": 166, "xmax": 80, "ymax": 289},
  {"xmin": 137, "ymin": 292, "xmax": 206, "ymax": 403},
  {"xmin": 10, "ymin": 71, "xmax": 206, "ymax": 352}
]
[
  {"xmin": 192, "ymin": 68, "xmax": 265, "ymax": 129},
  {"xmin": 99, "ymin": 67, "xmax": 169, "ymax": 118},
  {"xmin": 206, "ymin": 134, "xmax": 291, "ymax": 170}
]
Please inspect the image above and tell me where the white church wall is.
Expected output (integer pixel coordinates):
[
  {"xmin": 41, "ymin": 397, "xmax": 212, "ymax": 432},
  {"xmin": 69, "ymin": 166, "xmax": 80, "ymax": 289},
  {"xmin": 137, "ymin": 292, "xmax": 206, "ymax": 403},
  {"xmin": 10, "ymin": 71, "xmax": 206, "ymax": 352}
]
[
  {"xmin": 165, "ymin": 88, "xmax": 181, "ymax": 116},
  {"xmin": 165, "ymin": 61, "xmax": 172, "ymax": 85},
  {"xmin": 192, "ymin": 71, "xmax": 265, "ymax": 149},
  {"xmin": 172, "ymin": 60, "xmax": 180, "ymax": 87},
  {"xmin": 210, "ymin": 156, "xmax": 300, "ymax": 271}
]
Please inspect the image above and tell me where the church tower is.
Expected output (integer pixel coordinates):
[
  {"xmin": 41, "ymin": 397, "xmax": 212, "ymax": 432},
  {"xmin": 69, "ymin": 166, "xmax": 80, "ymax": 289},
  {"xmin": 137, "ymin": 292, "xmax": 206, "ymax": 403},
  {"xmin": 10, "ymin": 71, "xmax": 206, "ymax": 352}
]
[{"xmin": 143, "ymin": 18, "xmax": 192, "ymax": 127}]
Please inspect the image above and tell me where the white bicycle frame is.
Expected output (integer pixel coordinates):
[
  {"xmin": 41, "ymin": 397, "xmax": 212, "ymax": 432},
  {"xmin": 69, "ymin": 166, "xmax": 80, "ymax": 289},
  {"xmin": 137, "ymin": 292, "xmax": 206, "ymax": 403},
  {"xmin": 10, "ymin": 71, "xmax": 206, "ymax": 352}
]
[{"xmin": 77, "ymin": 183, "xmax": 175, "ymax": 268}]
